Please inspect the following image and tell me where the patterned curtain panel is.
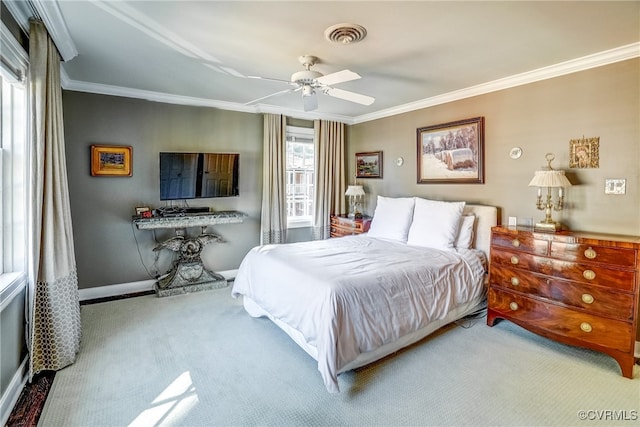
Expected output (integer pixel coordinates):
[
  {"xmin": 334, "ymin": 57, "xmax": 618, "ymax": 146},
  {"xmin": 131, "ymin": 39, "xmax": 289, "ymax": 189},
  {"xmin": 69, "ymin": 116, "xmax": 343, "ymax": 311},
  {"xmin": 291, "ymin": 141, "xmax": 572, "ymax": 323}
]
[
  {"xmin": 260, "ymin": 114, "xmax": 288, "ymax": 244},
  {"xmin": 27, "ymin": 19, "xmax": 81, "ymax": 379},
  {"xmin": 312, "ymin": 120, "xmax": 347, "ymax": 240}
]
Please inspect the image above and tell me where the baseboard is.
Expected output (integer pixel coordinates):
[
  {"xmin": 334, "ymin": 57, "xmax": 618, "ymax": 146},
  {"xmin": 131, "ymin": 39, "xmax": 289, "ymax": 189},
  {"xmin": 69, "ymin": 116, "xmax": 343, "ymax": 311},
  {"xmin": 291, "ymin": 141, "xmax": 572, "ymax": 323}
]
[
  {"xmin": 0, "ymin": 356, "xmax": 28, "ymax": 427},
  {"xmin": 78, "ymin": 269, "xmax": 238, "ymax": 301}
]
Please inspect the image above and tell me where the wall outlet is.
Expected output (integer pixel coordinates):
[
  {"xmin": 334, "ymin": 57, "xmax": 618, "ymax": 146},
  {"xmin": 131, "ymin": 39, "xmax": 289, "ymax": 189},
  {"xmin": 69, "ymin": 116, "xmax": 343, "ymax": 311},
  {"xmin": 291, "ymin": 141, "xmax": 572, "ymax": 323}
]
[
  {"xmin": 520, "ymin": 217, "xmax": 534, "ymax": 227},
  {"xmin": 507, "ymin": 216, "xmax": 517, "ymax": 228}
]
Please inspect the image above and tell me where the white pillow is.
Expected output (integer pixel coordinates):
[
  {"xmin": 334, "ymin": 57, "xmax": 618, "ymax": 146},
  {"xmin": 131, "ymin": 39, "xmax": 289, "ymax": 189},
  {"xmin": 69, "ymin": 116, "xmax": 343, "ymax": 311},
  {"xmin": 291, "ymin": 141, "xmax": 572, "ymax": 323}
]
[
  {"xmin": 367, "ymin": 196, "xmax": 415, "ymax": 242},
  {"xmin": 455, "ymin": 214, "xmax": 475, "ymax": 249},
  {"xmin": 407, "ymin": 198, "xmax": 465, "ymax": 250}
]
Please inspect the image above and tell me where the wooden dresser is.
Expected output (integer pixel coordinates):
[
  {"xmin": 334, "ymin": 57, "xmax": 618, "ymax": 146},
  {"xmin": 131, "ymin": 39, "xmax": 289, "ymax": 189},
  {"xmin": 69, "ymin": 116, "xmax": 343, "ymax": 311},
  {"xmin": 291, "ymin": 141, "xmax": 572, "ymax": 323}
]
[
  {"xmin": 330, "ymin": 215, "xmax": 372, "ymax": 238},
  {"xmin": 487, "ymin": 226, "xmax": 640, "ymax": 378}
]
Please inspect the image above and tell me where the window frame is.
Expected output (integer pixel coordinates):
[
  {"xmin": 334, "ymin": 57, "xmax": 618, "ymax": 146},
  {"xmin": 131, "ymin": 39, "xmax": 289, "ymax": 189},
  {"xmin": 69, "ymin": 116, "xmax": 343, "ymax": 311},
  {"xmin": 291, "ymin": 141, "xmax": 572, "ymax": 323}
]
[
  {"xmin": 285, "ymin": 126, "xmax": 315, "ymax": 229},
  {"xmin": 1, "ymin": 21, "xmax": 29, "ymax": 292}
]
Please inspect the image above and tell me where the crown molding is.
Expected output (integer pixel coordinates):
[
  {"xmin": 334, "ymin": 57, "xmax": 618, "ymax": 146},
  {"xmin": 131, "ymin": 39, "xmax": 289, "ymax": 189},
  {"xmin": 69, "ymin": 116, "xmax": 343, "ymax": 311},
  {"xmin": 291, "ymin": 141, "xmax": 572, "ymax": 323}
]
[
  {"xmin": 61, "ymin": 42, "xmax": 639, "ymax": 126},
  {"xmin": 61, "ymin": 77, "xmax": 352, "ymax": 124},
  {"xmin": 4, "ymin": 0, "xmax": 78, "ymax": 62},
  {"xmin": 351, "ymin": 42, "xmax": 640, "ymax": 124}
]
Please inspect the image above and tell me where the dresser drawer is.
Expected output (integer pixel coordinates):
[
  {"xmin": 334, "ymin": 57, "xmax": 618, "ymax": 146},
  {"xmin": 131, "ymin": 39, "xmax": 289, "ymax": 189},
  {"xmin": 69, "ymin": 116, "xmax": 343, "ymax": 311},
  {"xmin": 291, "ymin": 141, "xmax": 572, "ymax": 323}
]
[
  {"xmin": 491, "ymin": 248, "xmax": 636, "ymax": 292},
  {"xmin": 330, "ymin": 215, "xmax": 371, "ymax": 237},
  {"xmin": 489, "ymin": 265, "xmax": 635, "ymax": 320},
  {"xmin": 550, "ymin": 242, "xmax": 636, "ymax": 268},
  {"xmin": 491, "ymin": 232, "xmax": 548, "ymax": 256},
  {"xmin": 488, "ymin": 288, "xmax": 634, "ymax": 353}
]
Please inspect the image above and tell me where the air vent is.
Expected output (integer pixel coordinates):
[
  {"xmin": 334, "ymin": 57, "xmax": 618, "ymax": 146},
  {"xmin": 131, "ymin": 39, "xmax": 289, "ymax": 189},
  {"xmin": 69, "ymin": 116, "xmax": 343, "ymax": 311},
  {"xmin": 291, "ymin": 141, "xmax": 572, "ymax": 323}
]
[{"xmin": 324, "ymin": 23, "xmax": 367, "ymax": 45}]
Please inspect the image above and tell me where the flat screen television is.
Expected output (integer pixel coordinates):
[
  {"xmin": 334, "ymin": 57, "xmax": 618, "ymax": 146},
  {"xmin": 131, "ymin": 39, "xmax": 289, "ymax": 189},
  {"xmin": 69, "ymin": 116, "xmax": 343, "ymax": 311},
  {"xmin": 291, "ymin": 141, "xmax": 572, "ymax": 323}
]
[{"xmin": 159, "ymin": 152, "xmax": 239, "ymax": 201}]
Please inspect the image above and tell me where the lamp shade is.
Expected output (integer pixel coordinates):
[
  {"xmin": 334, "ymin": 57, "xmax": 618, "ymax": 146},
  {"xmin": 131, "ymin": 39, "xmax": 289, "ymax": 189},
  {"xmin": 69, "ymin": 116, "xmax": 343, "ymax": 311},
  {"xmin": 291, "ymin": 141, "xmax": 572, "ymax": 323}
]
[
  {"xmin": 345, "ymin": 185, "xmax": 365, "ymax": 196},
  {"xmin": 528, "ymin": 170, "xmax": 572, "ymax": 188}
]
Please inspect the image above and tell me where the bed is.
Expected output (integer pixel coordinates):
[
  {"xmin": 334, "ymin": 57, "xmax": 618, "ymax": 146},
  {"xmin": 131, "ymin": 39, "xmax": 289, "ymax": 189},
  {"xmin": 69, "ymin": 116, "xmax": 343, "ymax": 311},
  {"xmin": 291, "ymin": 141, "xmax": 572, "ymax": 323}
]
[{"xmin": 232, "ymin": 197, "xmax": 498, "ymax": 393}]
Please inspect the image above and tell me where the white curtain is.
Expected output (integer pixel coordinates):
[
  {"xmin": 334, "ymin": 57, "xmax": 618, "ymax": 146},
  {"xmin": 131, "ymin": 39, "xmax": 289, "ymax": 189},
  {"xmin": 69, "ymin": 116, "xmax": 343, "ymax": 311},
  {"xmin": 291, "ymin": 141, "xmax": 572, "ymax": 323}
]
[
  {"xmin": 312, "ymin": 120, "xmax": 347, "ymax": 240},
  {"xmin": 26, "ymin": 19, "xmax": 81, "ymax": 379},
  {"xmin": 260, "ymin": 114, "xmax": 288, "ymax": 244}
]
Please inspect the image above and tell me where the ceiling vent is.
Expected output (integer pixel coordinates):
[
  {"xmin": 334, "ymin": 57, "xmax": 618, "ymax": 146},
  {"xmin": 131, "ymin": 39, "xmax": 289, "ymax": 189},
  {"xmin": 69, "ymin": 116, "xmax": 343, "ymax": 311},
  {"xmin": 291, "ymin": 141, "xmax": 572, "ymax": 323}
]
[{"xmin": 324, "ymin": 23, "xmax": 367, "ymax": 45}]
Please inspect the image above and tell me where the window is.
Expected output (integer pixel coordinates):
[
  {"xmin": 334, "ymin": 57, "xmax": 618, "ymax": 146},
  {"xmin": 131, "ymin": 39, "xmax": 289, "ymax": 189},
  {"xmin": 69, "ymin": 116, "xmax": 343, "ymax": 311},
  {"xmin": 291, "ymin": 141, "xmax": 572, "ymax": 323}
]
[
  {"xmin": 1, "ymin": 22, "xmax": 28, "ymax": 286},
  {"xmin": 285, "ymin": 126, "xmax": 314, "ymax": 228}
]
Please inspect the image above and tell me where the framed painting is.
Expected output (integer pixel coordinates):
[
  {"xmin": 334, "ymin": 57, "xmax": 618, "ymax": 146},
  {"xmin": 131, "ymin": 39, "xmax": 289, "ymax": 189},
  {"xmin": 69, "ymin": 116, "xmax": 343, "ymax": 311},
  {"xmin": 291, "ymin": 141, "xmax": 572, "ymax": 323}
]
[
  {"xmin": 416, "ymin": 117, "xmax": 484, "ymax": 184},
  {"xmin": 355, "ymin": 151, "xmax": 383, "ymax": 178},
  {"xmin": 569, "ymin": 137, "xmax": 599, "ymax": 168},
  {"xmin": 91, "ymin": 145, "xmax": 132, "ymax": 177}
]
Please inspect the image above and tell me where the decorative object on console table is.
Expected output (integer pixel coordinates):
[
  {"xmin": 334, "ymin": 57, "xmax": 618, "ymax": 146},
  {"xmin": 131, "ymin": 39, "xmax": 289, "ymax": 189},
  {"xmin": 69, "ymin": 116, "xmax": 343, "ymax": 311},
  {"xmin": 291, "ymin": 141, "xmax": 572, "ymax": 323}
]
[
  {"xmin": 487, "ymin": 225, "xmax": 640, "ymax": 379},
  {"xmin": 345, "ymin": 185, "xmax": 365, "ymax": 219},
  {"xmin": 528, "ymin": 153, "xmax": 572, "ymax": 232},
  {"xmin": 133, "ymin": 211, "xmax": 247, "ymax": 297},
  {"xmin": 330, "ymin": 214, "xmax": 371, "ymax": 238}
]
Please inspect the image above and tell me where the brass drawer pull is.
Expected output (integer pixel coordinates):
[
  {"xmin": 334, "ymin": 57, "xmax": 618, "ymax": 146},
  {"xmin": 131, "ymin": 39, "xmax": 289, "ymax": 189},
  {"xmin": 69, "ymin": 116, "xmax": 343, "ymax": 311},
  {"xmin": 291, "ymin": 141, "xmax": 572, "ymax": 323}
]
[
  {"xmin": 510, "ymin": 277, "xmax": 520, "ymax": 286},
  {"xmin": 581, "ymin": 293, "xmax": 594, "ymax": 304},
  {"xmin": 580, "ymin": 322, "xmax": 593, "ymax": 333},
  {"xmin": 511, "ymin": 239, "xmax": 520, "ymax": 248},
  {"xmin": 584, "ymin": 247, "xmax": 597, "ymax": 259},
  {"xmin": 509, "ymin": 302, "xmax": 519, "ymax": 311},
  {"xmin": 510, "ymin": 256, "xmax": 519, "ymax": 265},
  {"xmin": 583, "ymin": 270, "xmax": 596, "ymax": 280}
]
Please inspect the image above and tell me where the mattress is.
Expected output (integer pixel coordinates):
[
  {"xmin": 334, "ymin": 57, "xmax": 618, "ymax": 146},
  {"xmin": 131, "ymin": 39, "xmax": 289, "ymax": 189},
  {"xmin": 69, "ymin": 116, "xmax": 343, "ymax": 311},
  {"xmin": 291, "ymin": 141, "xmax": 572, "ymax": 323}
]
[{"xmin": 231, "ymin": 235, "xmax": 487, "ymax": 392}]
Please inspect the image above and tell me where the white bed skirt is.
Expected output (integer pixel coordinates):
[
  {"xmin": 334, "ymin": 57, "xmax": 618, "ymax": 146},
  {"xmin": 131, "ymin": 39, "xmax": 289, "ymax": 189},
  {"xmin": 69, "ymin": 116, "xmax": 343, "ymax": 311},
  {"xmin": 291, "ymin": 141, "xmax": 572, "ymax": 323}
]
[{"xmin": 242, "ymin": 294, "xmax": 486, "ymax": 375}]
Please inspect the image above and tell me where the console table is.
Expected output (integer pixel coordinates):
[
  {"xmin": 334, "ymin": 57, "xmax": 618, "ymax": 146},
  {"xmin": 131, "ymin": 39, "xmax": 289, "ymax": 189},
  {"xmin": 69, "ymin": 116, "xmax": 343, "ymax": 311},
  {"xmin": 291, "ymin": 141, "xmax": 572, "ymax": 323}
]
[{"xmin": 133, "ymin": 211, "xmax": 247, "ymax": 297}]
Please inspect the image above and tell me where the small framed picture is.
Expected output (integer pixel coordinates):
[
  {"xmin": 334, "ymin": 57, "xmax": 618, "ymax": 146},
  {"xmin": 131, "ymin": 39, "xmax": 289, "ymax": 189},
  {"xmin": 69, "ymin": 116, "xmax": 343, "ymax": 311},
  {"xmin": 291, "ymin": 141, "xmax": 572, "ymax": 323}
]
[
  {"xmin": 569, "ymin": 137, "xmax": 599, "ymax": 169},
  {"xmin": 135, "ymin": 207, "xmax": 150, "ymax": 216},
  {"xmin": 355, "ymin": 151, "xmax": 383, "ymax": 179},
  {"xmin": 91, "ymin": 144, "xmax": 132, "ymax": 177}
]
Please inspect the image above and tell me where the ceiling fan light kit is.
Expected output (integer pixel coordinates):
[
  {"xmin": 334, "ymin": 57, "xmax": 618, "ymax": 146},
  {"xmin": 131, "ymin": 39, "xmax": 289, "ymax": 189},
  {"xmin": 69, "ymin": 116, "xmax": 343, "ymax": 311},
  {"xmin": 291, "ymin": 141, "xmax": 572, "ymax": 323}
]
[{"xmin": 246, "ymin": 54, "xmax": 375, "ymax": 111}]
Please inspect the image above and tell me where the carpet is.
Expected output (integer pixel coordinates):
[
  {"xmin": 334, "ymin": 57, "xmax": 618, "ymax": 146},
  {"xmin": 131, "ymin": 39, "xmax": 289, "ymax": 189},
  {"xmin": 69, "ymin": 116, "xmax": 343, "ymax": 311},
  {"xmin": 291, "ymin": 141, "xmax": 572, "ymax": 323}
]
[{"xmin": 39, "ymin": 288, "xmax": 639, "ymax": 426}]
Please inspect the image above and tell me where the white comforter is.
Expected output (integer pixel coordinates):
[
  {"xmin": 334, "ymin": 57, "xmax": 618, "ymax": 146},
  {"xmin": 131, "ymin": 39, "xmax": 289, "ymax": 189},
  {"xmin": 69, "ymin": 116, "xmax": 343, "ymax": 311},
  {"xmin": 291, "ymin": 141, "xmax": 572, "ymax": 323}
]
[{"xmin": 231, "ymin": 235, "xmax": 486, "ymax": 393}]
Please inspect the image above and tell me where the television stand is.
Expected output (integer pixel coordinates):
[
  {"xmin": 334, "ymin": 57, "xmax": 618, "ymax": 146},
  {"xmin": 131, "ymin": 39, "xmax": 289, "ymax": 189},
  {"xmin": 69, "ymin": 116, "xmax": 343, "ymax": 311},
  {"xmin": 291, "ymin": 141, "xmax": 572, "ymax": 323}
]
[{"xmin": 133, "ymin": 211, "xmax": 247, "ymax": 297}]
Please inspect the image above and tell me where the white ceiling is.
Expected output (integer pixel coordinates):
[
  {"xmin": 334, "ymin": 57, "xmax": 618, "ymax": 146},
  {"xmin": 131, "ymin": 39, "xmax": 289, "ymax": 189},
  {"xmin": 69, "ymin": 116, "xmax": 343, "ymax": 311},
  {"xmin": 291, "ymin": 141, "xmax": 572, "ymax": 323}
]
[{"xmin": 6, "ymin": 1, "xmax": 640, "ymax": 124}]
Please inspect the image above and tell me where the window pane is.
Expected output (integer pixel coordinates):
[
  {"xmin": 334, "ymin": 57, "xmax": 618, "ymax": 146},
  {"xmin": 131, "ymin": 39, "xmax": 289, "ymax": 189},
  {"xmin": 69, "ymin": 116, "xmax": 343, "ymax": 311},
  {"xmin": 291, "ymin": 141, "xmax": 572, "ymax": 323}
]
[
  {"xmin": 1, "ymin": 73, "xmax": 27, "ymax": 276},
  {"xmin": 286, "ymin": 127, "xmax": 314, "ymax": 225}
]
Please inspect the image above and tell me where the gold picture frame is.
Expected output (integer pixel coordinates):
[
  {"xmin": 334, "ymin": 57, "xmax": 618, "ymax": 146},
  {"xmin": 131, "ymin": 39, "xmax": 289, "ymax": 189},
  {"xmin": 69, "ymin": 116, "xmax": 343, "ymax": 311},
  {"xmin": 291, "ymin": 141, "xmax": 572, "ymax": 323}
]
[
  {"xmin": 569, "ymin": 137, "xmax": 599, "ymax": 169},
  {"xmin": 91, "ymin": 145, "xmax": 132, "ymax": 177}
]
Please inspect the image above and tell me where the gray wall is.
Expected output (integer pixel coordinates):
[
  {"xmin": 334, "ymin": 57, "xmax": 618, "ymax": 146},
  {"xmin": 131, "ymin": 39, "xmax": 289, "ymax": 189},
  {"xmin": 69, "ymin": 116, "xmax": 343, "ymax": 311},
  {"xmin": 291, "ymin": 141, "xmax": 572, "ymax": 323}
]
[
  {"xmin": 0, "ymin": 286, "xmax": 26, "ymax": 407},
  {"xmin": 63, "ymin": 92, "xmax": 263, "ymax": 289},
  {"xmin": 63, "ymin": 59, "xmax": 639, "ymax": 291},
  {"xmin": 348, "ymin": 59, "xmax": 640, "ymax": 236}
]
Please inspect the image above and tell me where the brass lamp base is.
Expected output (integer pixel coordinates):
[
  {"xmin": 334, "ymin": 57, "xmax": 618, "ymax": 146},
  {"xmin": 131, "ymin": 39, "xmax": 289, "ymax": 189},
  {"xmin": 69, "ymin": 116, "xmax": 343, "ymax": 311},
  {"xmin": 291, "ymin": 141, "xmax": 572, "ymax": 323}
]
[{"xmin": 534, "ymin": 221, "xmax": 561, "ymax": 232}]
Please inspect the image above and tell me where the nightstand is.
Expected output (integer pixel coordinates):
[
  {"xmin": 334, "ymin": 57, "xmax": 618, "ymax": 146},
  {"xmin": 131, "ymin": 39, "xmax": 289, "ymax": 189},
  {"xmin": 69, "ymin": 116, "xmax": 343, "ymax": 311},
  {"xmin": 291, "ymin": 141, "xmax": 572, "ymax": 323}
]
[
  {"xmin": 487, "ymin": 226, "xmax": 640, "ymax": 378},
  {"xmin": 330, "ymin": 215, "xmax": 372, "ymax": 238}
]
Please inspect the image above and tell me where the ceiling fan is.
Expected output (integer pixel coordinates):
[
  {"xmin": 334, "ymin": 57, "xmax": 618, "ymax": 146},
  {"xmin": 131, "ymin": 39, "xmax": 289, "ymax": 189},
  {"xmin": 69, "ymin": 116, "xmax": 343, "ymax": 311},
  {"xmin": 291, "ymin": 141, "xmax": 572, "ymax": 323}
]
[{"xmin": 246, "ymin": 55, "xmax": 375, "ymax": 111}]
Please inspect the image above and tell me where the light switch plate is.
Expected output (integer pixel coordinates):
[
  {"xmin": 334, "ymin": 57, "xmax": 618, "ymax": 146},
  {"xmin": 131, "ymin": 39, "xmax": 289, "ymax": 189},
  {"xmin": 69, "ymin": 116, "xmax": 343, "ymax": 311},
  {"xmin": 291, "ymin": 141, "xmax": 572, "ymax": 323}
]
[
  {"xmin": 605, "ymin": 179, "xmax": 626, "ymax": 195},
  {"xmin": 507, "ymin": 216, "xmax": 517, "ymax": 228}
]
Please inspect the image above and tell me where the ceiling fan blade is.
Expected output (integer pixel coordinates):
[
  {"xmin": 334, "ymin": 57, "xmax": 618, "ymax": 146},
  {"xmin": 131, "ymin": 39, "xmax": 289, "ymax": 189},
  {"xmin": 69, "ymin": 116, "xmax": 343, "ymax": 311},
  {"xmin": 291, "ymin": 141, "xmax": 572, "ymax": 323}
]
[
  {"xmin": 302, "ymin": 93, "xmax": 318, "ymax": 111},
  {"xmin": 245, "ymin": 88, "xmax": 295, "ymax": 105},
  {"xmin": 316, "ymin": 69, "xmax": 361, "ymax": 86},
  {"xmin": 247, "ymin": 75, "xmax": 293, "ymax": 85},
  {"xmin": 324, "ymin": 87, "xmax": 375, "ymax": 106}
]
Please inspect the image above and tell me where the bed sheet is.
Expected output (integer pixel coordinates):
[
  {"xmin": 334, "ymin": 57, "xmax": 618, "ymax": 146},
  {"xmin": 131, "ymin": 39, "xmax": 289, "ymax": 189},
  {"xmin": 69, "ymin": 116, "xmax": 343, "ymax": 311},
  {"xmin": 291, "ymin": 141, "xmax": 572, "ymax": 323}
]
[{"xmin": 231, "ymin": 235, "xmax": 486, "ymax": 392}]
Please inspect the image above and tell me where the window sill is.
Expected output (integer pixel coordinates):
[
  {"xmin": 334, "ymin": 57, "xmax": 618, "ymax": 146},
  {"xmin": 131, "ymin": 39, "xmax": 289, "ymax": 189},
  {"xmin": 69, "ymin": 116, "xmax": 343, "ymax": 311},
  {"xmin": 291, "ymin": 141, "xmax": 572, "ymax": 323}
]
[
  {"xmin": 287, "ymin": 218, "xmax": 313, "ymax": 229},
  {"xmin": 0, "ymin": 272, "xmax": 27, "ymax": 310}
]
